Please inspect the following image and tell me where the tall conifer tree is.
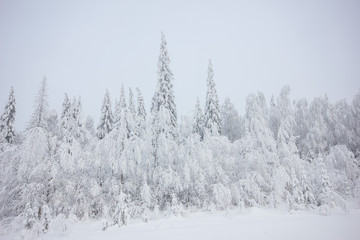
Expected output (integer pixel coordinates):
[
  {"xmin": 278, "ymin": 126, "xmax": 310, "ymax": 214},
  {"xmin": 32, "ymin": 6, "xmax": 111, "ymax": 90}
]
[
  {"xmin": 28, "ymin": 76, "xmax": 49, "ymax": 129},
  {"xmin": 193, "ymin": 97, "xmax": 204, "ymax": 140},
  {"xmin": 0, "ymin": 87, "xmax": 16, "ymax": 143},
  {"xmin": 151, "ymin": 32, "xmax": 177, "ymax": 138},
  {"xmin": 204, "ymin": 60, "xmax": 221, "ymax": 135},
  {"xmin": 97, "ymin": 89, "xmax": 113, "ymax": 139}
]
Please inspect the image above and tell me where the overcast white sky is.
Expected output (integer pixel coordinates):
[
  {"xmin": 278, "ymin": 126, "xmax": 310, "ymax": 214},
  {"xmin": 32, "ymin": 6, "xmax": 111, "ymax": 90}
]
[{"xmin": 0, "ymin": 0, "xmax": 359, "ymax": 131}]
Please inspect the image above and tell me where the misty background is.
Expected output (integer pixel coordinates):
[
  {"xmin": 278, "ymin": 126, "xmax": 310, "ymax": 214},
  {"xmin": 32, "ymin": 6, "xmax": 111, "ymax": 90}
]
[{"xmin": 0, "ymin": 0, "xmax": 359, "ymax": 131}]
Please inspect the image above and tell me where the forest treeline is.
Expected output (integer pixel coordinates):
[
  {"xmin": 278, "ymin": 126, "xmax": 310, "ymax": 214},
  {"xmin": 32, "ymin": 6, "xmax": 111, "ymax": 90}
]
[{"xmin": 0, "ymin": 33, "xmax": 360, "ymax": 237}]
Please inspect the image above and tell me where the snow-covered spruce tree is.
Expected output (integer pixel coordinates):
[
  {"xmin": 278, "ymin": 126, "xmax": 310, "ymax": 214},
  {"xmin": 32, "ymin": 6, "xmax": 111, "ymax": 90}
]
[
  {"xmin": 127, "ymin": 87, "xmax": 136, "ymax": 139},
  {"xmin": 113, "ymin": 85, "xmax": 126, "ymax": 131},
  {"xmin": 28, "ymin": 76, "xmax": 49, "ymax": 130},
  {"xmin": 73, "ymin": 97, "xmax": 83, "ymax": 129},
  {"xmin": 113, "ymin": 98, "xmax": 121, "ymax": 129},
  {"xmin": 59, "ymin": 95, "xmax": 87, "ymax": 145},
  {"xmin": 115, "ymin": 84, "xmax": 129, "ymax": 140},
  {"xmin": 0, "ymin": 87, "xmax": 16, "ymax": 144},
  {"xmin": 120, "ymin": 84, "xmax": 127, "ymax": 110},
  {"xmin": 61, "ymin": 94, "xmax": 71, "ymax": 120},
  {"xmin": 0, "ymin": 88, "xmax": 19, "ymax": 221},
  {"xmin": 97, "ymin": 89, "xmax": 114, "ymax": 139},
  {"xmin": 204, "ymin": 60, "xmax": 221, "ymax": 136},
  {"xmin": 136, "ymin": 88, "xmax": 146, "ymax": 138},
  {"xmin": 193, "ymin": 97, "xmax": 204, "ymax": 141},
  {"xmin": 149, "ymin": 34, "xmax": 180, "ymax": 208},
  {"xmin": 73, "ymin": 97, "xmax": 90, "ymax": 147},
  {"xmin": 114, "ymin": 84, "xmax": 130, "ymax": 147},
  {"xmin": 221, "ymin": 97, "xmax": 242, "ymax": 142},
  {"xmin": 59, "ymin": 94, "xmax": 73, "ymax": 143},
  {"xmin": 269, "ymin": 95, "xmax": 277, "ymax": 138},
  {"xmin": 59, "ymin": 95, "xmax": 88, "ymax": 147},
  {"xmin": 151, "ymin": 32, "xmax": 177, "ymax": 139},
  {"xmin": 128, "ymin": 88, "xmax": 136, "ymax": 117}
]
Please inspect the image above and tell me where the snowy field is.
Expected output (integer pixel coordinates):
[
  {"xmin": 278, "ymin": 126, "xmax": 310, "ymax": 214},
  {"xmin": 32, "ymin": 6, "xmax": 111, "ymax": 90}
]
[{"xmin": 2, "ymin": 208, "xmax": 359, "ymax": 240}]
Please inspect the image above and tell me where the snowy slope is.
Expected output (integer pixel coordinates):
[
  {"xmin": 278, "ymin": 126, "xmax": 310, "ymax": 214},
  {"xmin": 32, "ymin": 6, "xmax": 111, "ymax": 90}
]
[{"xmin": 3, "ymin": 208, "xmax": 359, "ymax": 240}]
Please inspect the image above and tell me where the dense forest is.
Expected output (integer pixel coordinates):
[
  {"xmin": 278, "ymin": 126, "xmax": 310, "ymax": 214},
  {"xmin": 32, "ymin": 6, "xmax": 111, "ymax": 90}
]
[{"xmin": 1, "ymin": 33, "xmax": 360, "ymax": 237}]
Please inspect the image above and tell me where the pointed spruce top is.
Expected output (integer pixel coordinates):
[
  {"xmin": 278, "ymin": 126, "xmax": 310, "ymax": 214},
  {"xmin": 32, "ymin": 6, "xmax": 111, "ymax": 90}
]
[
  {"xmin": 161, "ymin": 31, "xmax": 166, "ymax": 44},
  {"xmin": 207, "ymin": 59, "xmax": 215, "ymax": 89}
]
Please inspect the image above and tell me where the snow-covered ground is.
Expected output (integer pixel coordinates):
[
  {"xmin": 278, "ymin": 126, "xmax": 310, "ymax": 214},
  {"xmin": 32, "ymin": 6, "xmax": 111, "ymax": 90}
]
[{"xmin": 2, "ymin": 208, "xmax": 360, "ymax": 240}]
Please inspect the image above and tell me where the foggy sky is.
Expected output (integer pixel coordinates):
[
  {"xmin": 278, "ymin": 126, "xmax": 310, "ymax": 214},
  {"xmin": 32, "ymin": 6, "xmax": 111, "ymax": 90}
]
[{"xmin": 0, "ymin": 0, "xmax": 359, "ymax": 131}]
